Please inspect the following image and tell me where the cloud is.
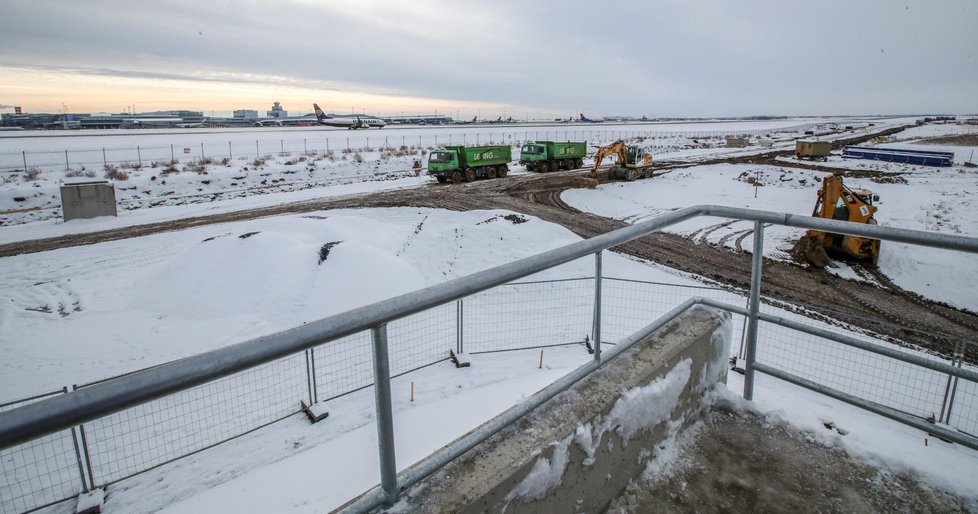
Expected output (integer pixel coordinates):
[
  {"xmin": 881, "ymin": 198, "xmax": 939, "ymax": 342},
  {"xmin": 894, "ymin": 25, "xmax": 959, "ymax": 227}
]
[{"xmin": 2, "ymin": 0, "xmax": 976, "ymax": 117}]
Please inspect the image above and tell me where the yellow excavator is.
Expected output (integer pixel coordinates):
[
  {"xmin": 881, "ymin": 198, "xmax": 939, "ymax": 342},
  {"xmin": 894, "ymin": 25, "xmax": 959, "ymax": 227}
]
[
  {"xmin": 590, "ymin": 140, "xmax": 653, "ymax": 181},
  {"xmin": 799, "ymin": 174, "xmax": 881, "ymax": 267}
]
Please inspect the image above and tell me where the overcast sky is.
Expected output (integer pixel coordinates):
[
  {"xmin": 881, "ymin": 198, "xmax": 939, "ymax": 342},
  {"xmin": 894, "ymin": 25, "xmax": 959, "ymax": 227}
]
[{"xmin": 1, "ymin": 0, "xmax": 975, "ymax": 118}]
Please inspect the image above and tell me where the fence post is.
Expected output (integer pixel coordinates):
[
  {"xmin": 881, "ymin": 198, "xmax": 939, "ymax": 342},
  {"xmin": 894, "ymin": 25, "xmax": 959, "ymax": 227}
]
[
  {"xmin": 940, "ymin": 340, "xmax": 966, "ymax": 424},
  {"xmin": 137, "ymin": 146, "xmax": 141, "ymax": 167},
  {"xmin": 280, "ymin": 140, "xmax": 284, "ymax": 155},
  {"xmin": 63, "ymin": 387, "xmax": 90, "ymax": 493},
  {"xmin": 366, "ymin": 137, "xmax": 370, "ymax": 150},
  {"xmin": 65, "ymin": 149, "xmax": 69, "ymax": 171},
  {"xmin": 743, "ymin": 221, "xmax": 765, "ymax": 401},
  {"xmin": 256, "ymin": 140, "xmax": 259, "ymax": 157},
  {"xmin": 171, "ymin": 144, "xmax": 175, "ymax": 162},
  {"xmin": 370, "ymin": 324, "xmax": 398, "ymax": 506},
  {"xmin": 326, "ymin": 139, "xmax": 330, "ymax": 153},
  {"xmin": 347, "ymin": 138, "xmax": 350, "ymax": 150},
  {"xmin": 199, "ymin": 143, "xmax": 205, "ymax": 160},
  {"xmin": 592, "ymin": 251, "xmax": 603, "ymax": 360},
  {"xmin": 72, "ymin": 385, "xmax": 97, "ymax": 490},
  {"xmin": 304, "ymin": 139, "xmax": 307, "ymax": 154},
  {"xmin": 101, "ymin": 149, "xmax": 106, "ymax": 167},
  {"xmin": 456, "ymin": 299, "xmax": 464, "ymax": 355},
  {"xmin": 229, "ymin": 141, "xmax": 232, "ymax": 161}
]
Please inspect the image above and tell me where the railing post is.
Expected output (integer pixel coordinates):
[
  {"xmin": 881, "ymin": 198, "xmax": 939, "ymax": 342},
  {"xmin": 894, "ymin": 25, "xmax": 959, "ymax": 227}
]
[
  {"xmin": 456, "ymin": 299, "xmax": 464, "ymax": 355},
  {"xmin": 941, "ymin": 340, "xmax": 966, "ymax": 424},
  {"xmin": 743, "ymin": 221, "xmax": 765, "ymax": 401},
  {"xmin": 65, "ymin": 386, "xmax": 89, "ymax": 492},
  {"xmin": 592, "ymin": 251, "xmax": 603, "ymax": 361},
  {"xmin": 371, "ymin": 324, "xmax": 398, "ymax": 505},
  {"xmin": 73, "ymin": 385, "xmax": 96, "ymax": 489}
]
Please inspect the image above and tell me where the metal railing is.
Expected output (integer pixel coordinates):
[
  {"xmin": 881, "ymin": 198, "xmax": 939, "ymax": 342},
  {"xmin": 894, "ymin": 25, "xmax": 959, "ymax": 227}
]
[{"xmin": 1, "ymin": 205, "xmax": 976, "ymax": 513}]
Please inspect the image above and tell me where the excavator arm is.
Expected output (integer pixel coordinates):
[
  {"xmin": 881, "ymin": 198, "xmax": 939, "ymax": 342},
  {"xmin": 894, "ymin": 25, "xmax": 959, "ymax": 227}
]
[{"xmin": 591, "ymin": 142, "xmax": 628, "ymax": 175}]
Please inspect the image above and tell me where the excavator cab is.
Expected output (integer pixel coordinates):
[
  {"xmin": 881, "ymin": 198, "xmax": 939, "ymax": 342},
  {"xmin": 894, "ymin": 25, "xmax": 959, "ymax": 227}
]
[{"xmin": 626, "ymin": 146, "xmax": 642, "ymax": 165}]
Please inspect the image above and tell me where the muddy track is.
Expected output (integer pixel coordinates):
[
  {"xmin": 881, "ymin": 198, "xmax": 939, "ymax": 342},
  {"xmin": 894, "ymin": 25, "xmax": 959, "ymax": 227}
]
[{"xmin": 2, "ymin": 125, "xmax": 975, "ymax": 362}]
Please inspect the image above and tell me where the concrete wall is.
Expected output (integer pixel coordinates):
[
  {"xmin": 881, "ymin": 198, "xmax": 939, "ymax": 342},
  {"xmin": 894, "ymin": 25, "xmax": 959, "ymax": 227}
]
[
  {"xmin": 61, "ymin": 181, "xmax": 117, "ymax": 221},
  {"xmin": 397, "ymin": 305, "xmax": 731, "ymax": 513}
]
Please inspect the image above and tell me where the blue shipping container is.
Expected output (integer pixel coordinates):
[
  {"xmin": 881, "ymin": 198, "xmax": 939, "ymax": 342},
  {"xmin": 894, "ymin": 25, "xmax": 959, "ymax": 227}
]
[{"xmin": 842, "ymin": 146, "xmax": 954, "ymax": 167}]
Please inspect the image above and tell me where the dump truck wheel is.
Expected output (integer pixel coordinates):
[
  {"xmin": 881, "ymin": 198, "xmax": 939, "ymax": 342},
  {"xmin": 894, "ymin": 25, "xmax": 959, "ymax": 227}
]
[
  {"xmin": 436, "ymin": 176, "xmax": 447, "ymax": 183},
  {"xmin": 451, "ymin": 171, "xmax": 463, "ymax": 184},
  {"xmin": 465, "ymin": 169, "xmax": 477, "ymax": 182},
  {"xmin": 486, "ymin": 167, "xmax": 498, "ymax": 179},
  {"xmin": 574, "ymin": 158, "xmax": 583, "ymax": 169},
  {"xmin": 539, "ymin": 161, "xmax": 550, "ymax": 173},
  {"xmin": 498, "ymin": 166, "xmax": 508, "ymax": 178}
]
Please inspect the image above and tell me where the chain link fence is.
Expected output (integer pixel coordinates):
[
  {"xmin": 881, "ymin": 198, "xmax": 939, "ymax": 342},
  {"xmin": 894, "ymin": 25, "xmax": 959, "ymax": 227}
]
[{"xmin": 0, "ymin": 124, "xmax": 817, "ymax": 173}]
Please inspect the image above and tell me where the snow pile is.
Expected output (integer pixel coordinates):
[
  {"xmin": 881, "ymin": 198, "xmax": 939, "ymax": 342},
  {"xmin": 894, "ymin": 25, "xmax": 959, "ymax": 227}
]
[
  {"xmin": 605, "ymin": 358, "xmax": 692, "ymax": 441},
  {"xmin": 503, "ymin": 435, "xmax": 573, "ymax": 503}
]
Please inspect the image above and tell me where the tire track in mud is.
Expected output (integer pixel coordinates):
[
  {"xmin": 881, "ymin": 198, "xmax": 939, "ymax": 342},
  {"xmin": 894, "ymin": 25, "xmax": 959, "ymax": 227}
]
[{"xmin": 3, "ymin": 126, "xmax": 975, "ymax": 360}]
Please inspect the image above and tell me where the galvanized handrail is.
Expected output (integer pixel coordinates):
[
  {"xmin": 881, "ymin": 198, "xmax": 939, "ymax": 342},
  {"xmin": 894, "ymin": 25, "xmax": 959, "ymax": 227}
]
[
  {"xmin": 1, "ymin": 205, "xmax": 977, "ymax": 511},
  {"xmin": 1, "ymin": 205, "xmax": 976, "ymax": 448}
]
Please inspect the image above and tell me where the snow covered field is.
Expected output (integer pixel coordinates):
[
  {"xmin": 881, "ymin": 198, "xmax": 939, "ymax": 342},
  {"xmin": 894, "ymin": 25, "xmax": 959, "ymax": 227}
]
[
  {"xmin": 2, "ymin": 119, "xmax": 977, "ymax": 513},
  {"xmin": 564, "ymin": 122, "xmax": 978, "ymax": 309}
]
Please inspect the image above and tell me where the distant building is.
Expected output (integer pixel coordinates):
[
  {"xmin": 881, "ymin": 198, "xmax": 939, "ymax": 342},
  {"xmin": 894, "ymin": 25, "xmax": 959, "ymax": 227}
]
[
  {"xmin": 233, "ymin": 109, "xmax": 259, "ymax": 119},
  {"xmin": 267, "ymin": 102, "xmax": 287, "ymax": 118}
]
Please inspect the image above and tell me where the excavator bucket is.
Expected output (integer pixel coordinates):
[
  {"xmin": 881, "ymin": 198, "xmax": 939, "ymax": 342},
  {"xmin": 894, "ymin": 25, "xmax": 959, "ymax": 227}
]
[{"xmin": 795, "ymin": 232, "xmax": 833, "ymax": 268}]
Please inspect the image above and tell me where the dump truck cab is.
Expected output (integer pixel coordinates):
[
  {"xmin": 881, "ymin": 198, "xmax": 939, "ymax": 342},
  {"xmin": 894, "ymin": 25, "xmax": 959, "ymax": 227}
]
[
  {"xmin": 427, "ymin": 149, "xmax": 459, "ymax": 173},
  {"xmin": 519, "ymin": 143, "xmax": 547, "ymax": 163}
]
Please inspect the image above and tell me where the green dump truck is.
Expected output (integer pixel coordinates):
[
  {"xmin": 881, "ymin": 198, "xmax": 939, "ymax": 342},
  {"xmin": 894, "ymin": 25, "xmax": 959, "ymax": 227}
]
[
  {"xmin": 519, "ymin": 141, "xmax": 587, "ymax": 172},
  {"xmin": 427, "ymin": 145, "xmax": 512, "ymax": 183}
]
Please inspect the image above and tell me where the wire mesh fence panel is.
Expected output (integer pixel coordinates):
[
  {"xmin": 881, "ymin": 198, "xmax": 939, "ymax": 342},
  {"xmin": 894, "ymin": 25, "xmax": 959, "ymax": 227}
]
[
  {"xmin": 314, "ymin": 331, "xmax": 374, "ymax": 402},
  {"xmin": 0, "ymin": 429, "xmax": 84, "ymax": 514},
  {"xmin": 462, "ymin": 278, "xmax": 594, "ymax": 354},
  {"xmin": 600, "ymin": 278, "xmax": 748, "ymax": 345},
  {"xmin": 0, "ymin": 390, "xmax": 85, "ymax": 514},
  {"xmin": 81, "ymin": 352, "xmax": 306, "ymax": 486},
  {"xmin": 387, "ymin": 302, "xmax": 456, "ymax": 377},
  {"xmin": 947, "ymin": 374, "xmax": 977, "ymax": 438},
  {"xmin": 755, "ymin": 319, "xmax": 953, "ymax": 421}
]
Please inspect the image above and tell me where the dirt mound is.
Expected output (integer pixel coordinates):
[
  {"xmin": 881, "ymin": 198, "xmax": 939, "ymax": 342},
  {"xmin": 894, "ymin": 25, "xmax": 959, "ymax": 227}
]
[{"xmin": 916, "ymin": 134, "xmax": 978, "ymax": 146}]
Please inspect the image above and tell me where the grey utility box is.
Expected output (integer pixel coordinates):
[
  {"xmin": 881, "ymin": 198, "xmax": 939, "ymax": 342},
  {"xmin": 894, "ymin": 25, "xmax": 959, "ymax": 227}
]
[{"xmin": 60, "ymin": 181, "xmax": 118, "ymax": 221}]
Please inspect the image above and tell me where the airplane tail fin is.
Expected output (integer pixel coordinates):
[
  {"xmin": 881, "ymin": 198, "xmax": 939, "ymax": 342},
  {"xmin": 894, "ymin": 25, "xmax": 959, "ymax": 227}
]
[{"xmin": 313, "ymin": 103, "xmax": 329, "ymax": 121}]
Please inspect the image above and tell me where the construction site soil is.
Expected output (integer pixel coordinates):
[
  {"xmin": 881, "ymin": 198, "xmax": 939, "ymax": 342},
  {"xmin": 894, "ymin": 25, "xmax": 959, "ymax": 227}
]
[{"xmin": 607, "ymin": 406, "xmax": 976, "ymax": 513}]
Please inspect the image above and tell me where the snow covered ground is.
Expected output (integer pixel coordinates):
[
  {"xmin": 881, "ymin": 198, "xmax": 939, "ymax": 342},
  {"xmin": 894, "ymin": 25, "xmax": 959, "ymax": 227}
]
[
  {"xmin": 563, "ymin": 122, "xmax": 978, "ymax": 310},
  {"xmin": 2, "ymin": 119, "xmax": 977, "ymax": 513}
]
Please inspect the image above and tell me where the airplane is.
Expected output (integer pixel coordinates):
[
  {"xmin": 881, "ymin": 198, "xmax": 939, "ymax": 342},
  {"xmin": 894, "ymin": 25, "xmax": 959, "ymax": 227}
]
[
  {"xmin": 579, "ymin": 113, "xmax": 603, "ymax": 123},
  {"xmin": 313, "ymin": 103, "xmax": 386, "ymax": 129}
]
